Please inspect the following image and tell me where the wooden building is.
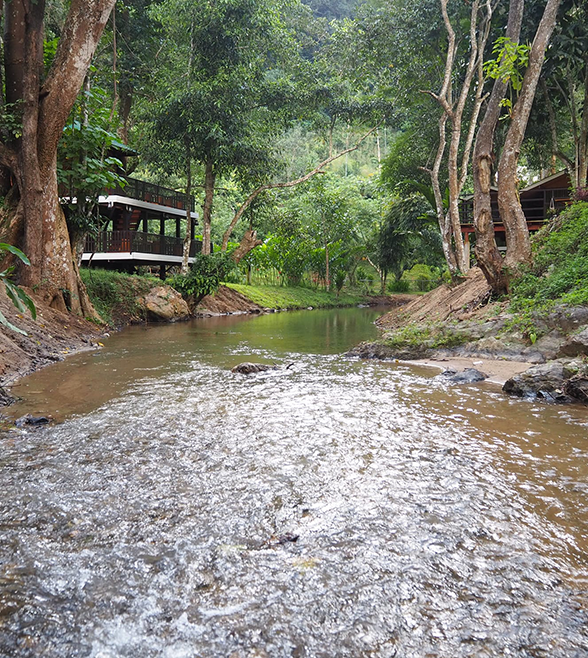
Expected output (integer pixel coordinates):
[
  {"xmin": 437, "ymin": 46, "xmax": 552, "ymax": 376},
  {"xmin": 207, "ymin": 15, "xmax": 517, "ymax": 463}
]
[
  {"xmin": 81, "ymin": 176, "xmax": 201, "ymax": 279},
  {"xmin": 459, "ymin": 170, "xmax": 572, "ymax": 256}
]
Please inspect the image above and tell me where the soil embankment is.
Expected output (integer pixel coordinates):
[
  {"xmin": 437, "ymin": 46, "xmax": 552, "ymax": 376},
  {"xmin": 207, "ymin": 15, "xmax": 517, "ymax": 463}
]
[
  {"xmin": 0, "ymin": 288, "xmax": 100, "ymax": 390},
  {"xmin": 350, "ymin": 267, "xmax": 588, "ymax": 401}
]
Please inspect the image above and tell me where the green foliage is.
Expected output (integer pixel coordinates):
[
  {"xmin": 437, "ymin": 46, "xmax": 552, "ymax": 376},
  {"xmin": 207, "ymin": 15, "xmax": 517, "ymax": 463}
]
[
  {"xmin": 484, "ymin": 37, "xmax": 530, "ymax": 91},
  {"xmin": 0, "ymin": 102, "xmax": 23, "ymax": 141},
  {"xmin": 378, "ymin": 195, "xmax": 443, "ymax": 280},
  {"xmin": 483, "ymin": 37, "xmax": 531, "ymax": 117},
  {"xmin": 0, "ymin": 244, "xmax": 37, "ymax": 335},
  {"xmin": 388, "ymin": 278, "xmax": 410, "ymax": 293},
  {"xmin": 58, "ymin": 87, "xmax": 127, "ymax": 235},
  {"xmin": 80, "ymin": 269, "xmax": 157, "ymax": 325},
  {"xmin": 168, "ymin": 252, "xmax": 237, "ymax": 301},
  {"xmin": 382, "ymin": 322, "xmax": 469, "ymax": 350},
  {"xmin": 510, "ymin": 202, "xmax": 588, "ymax": 312},
  {"xmin": 226, "ymin": 283, "xmax": 367, "ymax": 309}
]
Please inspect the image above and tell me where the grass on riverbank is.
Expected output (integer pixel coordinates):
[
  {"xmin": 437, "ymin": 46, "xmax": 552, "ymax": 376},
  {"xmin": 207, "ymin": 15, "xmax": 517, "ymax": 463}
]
[
  {"xmin": 510, "ymin": 201, "xmax": 588, "ymax": 310},
  {"xmin": 226, "ymin": 283, "xmax": 370, "ymax": 309},
  {"xmin": 80, "ymin": 268, "xmax": 158, "ymax": 325}
]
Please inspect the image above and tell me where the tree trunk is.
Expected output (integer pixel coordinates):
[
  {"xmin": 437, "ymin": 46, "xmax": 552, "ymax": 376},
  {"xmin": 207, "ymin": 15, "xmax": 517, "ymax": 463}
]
[
  {"xmin": 181, "ymin": 139, "xmax": 192, "ymax": 274},
  {"xmin": 498, "ymin": 0, "xmax": 562, "ymax": 272},
  {"xmin": 3, "ymin": 0, "xmax": 116, "ymax": 319},
  {"xmin": 201, "ymin": 159, "xmax": 215, "ymax": 255},
  {"xmin": 324, "ymin": 241, "xmax": 330, "ymax": 292},
  {"xmin": 473, "ymin": 0, "xmax": 524, "ymax": 294}
]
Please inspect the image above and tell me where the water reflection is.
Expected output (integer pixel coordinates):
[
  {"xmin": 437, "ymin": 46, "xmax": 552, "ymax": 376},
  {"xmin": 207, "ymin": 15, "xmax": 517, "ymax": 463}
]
[{"xmin": 1, "ymin": 308, "xmax": 588, "ymax": 656}]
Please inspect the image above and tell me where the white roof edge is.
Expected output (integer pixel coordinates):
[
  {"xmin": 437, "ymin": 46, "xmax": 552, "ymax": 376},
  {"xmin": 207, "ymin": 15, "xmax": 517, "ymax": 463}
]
[
  {"xmin": 98, "ymin": 194, "xmax": 198, "ymax": 219},
  {"xmin": 81, "ymin": 252, "xmax": 195, "ymax": 264}
]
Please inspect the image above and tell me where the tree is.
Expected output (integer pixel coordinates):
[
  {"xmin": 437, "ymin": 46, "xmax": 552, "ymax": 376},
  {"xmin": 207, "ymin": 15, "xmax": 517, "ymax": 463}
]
[
  {"xmin": 497, "ymin": 0, "xmax": 563, "ymax": 272},
  {"xmin": 0, "ymin": 0, "xmax": 116, "ymax": 316},
  {"xmin": 472, "ymin": 0, "xmax": 525, "ymax": 294},
  {"xmin": 540, "ymin": 0, "xmax": 588, "ymax": 190},
  {"xmin": 424, "ymin": 0, "xmax": 493, "ymax": 276},
  {"xmin": 151, "ymin": 0, "xmax": 300, "ymax": 261}
]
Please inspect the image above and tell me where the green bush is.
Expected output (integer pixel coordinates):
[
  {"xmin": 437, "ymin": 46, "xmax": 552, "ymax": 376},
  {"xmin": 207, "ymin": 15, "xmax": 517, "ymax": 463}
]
[
  {"xmin": 510, "ymin": 201, "xmax": 588, "ymax": 310},
  {"xmin": 388, "ymin": 279, "xmax": 410, "ymax": 293},
  {"xmin": 80, "ymin": 268, "xmax": 156, "ymax": 324},
  {"xmin": 167, "ymin": 252, "xmax": 237, "ymax": 302}
]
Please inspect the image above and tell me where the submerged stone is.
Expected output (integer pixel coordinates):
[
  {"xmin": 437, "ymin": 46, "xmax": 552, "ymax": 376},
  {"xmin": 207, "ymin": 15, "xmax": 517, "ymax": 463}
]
[{"xmin": 231, "ymin": 362, "xmax": 276, "ymax": 374}]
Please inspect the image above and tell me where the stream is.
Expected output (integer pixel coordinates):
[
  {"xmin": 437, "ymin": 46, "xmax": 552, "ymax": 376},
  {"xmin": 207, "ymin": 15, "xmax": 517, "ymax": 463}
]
[{"xmin": 1, "ymin": 307, "xmax": 588, "ymax": 657}]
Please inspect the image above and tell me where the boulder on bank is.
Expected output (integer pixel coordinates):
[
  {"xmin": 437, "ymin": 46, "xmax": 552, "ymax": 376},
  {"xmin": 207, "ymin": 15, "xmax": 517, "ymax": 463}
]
[
  {"xmin": 502, "ymin": 362, "xmax": 576, "ymax": 401},
  {"xmin": 440, "ymin": 368, "xmax": 487, "ymax": 384},
  {"xmin": 137, "ymin": 286, "xmax": 190, "ymax": 322},
  {"xmin": 557, "ymin": 327, "xmax": 588, "ymax": 358}
]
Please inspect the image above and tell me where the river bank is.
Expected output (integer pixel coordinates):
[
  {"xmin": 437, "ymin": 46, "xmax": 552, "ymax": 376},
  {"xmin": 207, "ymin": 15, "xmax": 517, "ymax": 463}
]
[
  {"xmin": 0, "ymin": 274, "xmax": 402, "ymax": 397},
  {"xmin": 350, "ymin": 267, "xmax": 588, "ymax": 403}
]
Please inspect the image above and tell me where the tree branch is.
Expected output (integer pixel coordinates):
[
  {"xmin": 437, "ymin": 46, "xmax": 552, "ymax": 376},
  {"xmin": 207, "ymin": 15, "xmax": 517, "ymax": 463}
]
[{"xmin": 220, "ymin": 123, "xmax": 382, "ymax": 251}]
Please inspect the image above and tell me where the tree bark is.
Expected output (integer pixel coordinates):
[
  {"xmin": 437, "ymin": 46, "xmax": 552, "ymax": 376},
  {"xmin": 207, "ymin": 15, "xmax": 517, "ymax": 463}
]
[
  {"xmin": 473, "ymin": 0, "xmax": 524, "ymax": 294},
  {"xmin": 181, "ymin": 138, "xmax": 192, "ymax": 274},
  {"xmin": 426, "ymin": 0, "xmax": 491, "ymax": 276},
  {"xmin": 201, "ymin": 159, "xmax": 215, "ymax": 255},
  {"xmin": 497, "ymin": 0, "xmax": 562, "ymax": 272},
  {"xmin": 3, "ymin": 0, "xmax": 116, "ymax": 317},
  {"xmin": 231, "ymin": 228, "xmax": 262, "ymax": 264}
]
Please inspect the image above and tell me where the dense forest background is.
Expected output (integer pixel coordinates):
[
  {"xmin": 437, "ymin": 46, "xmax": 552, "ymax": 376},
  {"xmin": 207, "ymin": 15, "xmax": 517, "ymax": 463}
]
[{"xmin": 0, "ymin": 0, "xmax": 586, "ymax": 309}]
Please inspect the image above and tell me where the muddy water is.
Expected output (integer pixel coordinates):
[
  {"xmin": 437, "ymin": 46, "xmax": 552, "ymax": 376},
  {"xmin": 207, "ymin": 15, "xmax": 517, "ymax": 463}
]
[{"xmin": 1, "ymin": 308, "xmax": 588, "ymax": 657}]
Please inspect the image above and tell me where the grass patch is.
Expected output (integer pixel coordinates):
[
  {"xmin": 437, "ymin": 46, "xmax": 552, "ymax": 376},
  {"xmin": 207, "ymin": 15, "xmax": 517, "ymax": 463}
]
[
  {"xmin": 80, "ymin": 268, "xmax": 158, "ymax": 325},
  {"xmin": 510, "ymin": 201, "xmax": 588, "ymax": 310},
  {"xmin": 507, "ymin": 201, "xmax": 588, "ymax": 340},
  {"xmin": 382, "ymin": 322, "xmax": 470, "ymax": 350},
  {"xmin": 225, "ymin": 283, "xmax": 369, "ymax": 309}
]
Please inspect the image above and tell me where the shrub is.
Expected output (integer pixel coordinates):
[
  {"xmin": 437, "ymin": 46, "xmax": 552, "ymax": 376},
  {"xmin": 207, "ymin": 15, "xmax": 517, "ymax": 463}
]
[
  {"xmin": 167, "ymin": 252, "xmax": 237, "ymax": 303},
  {"xmin": 510, "ymin": 201, "xmax": 588, "ymax": 311},
  {"xmin": 388, "ymin": 279, "xmax": 410, "ymax": 293}
]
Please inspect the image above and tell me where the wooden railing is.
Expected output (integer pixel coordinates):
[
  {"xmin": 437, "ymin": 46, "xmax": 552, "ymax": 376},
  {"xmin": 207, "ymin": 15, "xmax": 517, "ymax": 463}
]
[
  {"xmin": 460, "ymin": 188, "xmax": 571, "ymax": 226},
  {"xmin": 85, "ymin": 230, "xmax": 202, "ymax": 257},
  {"xmin": 103, "ymin": 177, "xmax": 195, "ymax": 212}
]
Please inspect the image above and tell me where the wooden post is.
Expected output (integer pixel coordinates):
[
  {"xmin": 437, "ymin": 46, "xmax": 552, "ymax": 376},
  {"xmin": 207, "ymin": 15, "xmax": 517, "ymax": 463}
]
[{"xmin": 159, "ymin": 264, "xmax": 166, "ymax": 280}]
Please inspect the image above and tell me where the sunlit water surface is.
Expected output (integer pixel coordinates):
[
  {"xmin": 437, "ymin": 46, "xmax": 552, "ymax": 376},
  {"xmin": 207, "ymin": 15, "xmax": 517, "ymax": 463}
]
[{"xmin": 1, "ymin": 308, "xmax": 588, "ymax": 657}]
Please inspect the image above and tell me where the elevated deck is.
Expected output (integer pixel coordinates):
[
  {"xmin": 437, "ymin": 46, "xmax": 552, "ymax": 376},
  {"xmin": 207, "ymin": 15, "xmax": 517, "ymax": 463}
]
[{"xmin": 77, "ymin": 177, "xmax": 200, "ymax": 277}]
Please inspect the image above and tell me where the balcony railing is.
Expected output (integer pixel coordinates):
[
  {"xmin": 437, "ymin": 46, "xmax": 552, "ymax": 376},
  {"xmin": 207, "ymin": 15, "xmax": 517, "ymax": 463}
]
[
  {"xmin": 85, "ymin": 230, "xmax": 202, "ymax": 258},
  {"xmin": 104, "ymin": 177, "xmax": 195, "ymax": 212},
  {"xmin": 460, "ymin": 188, "xmax": 570, "ymax": 226}
]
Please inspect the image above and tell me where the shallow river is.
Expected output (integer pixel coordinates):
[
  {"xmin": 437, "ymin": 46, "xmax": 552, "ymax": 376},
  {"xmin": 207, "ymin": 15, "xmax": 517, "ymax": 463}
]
[{"xmin": 2, "ymin": 308, "xmax": 588, "ymax": 657}]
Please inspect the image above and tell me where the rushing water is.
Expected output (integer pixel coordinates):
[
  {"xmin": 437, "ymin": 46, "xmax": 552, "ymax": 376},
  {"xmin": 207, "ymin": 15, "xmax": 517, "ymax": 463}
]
[{"xmin": 1, "ymin": 307, "xmax": 588, "ymax": 657}]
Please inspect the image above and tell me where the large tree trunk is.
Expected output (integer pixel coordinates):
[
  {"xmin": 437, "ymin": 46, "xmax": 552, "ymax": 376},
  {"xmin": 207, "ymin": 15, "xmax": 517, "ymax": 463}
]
[
  {"xmin": 201, "ymin": 159, "xmax": 215, "ymax": 255},
  {"xmin": 473, "ymin": 0, "xmax": 524, "ymax": 294},
  {"xmin": 2, "ymin": 0, "xmax": 116, "ymax": 317},
  {"xmin": 497, "ymin": 0, "xmax": 562, "ymax": 272}
]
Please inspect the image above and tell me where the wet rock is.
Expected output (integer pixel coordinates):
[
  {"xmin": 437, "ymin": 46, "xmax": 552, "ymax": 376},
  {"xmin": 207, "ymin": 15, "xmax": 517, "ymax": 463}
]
[
  {"xmin": 231, "ymin": 362, "xmax": 276, "ymax": 374},
  {"xmin": 0, "ymin": 387, "xmax": 16, "ymax": 407},
  {"xmin": 440, "ymin": 368, "xmax": 487, "ymax": 384},
  {"xmin": 502, "ymin": 362, "xmax": 576, "ymax": 401},
  {"xmin": 137, "ymin": 286, "xmax": 190, "ymax": 322},
  {"xmin": 263, "ymin": 533, "xmax": 299, "ymax": 548},
  {"xmin": 557, "ymin": 327, "xmax": 588, "ymax": 358},
  {"xmin": 563, "ymin": 374, "xmax": 588, "ymax": 403},
  {"xmin": 346, "ymin": 342, "xmax": 431, "ymax": 361},
  {"xmin": 15, "ymin": 414, "xmax": 51, "ymax": 427}
]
